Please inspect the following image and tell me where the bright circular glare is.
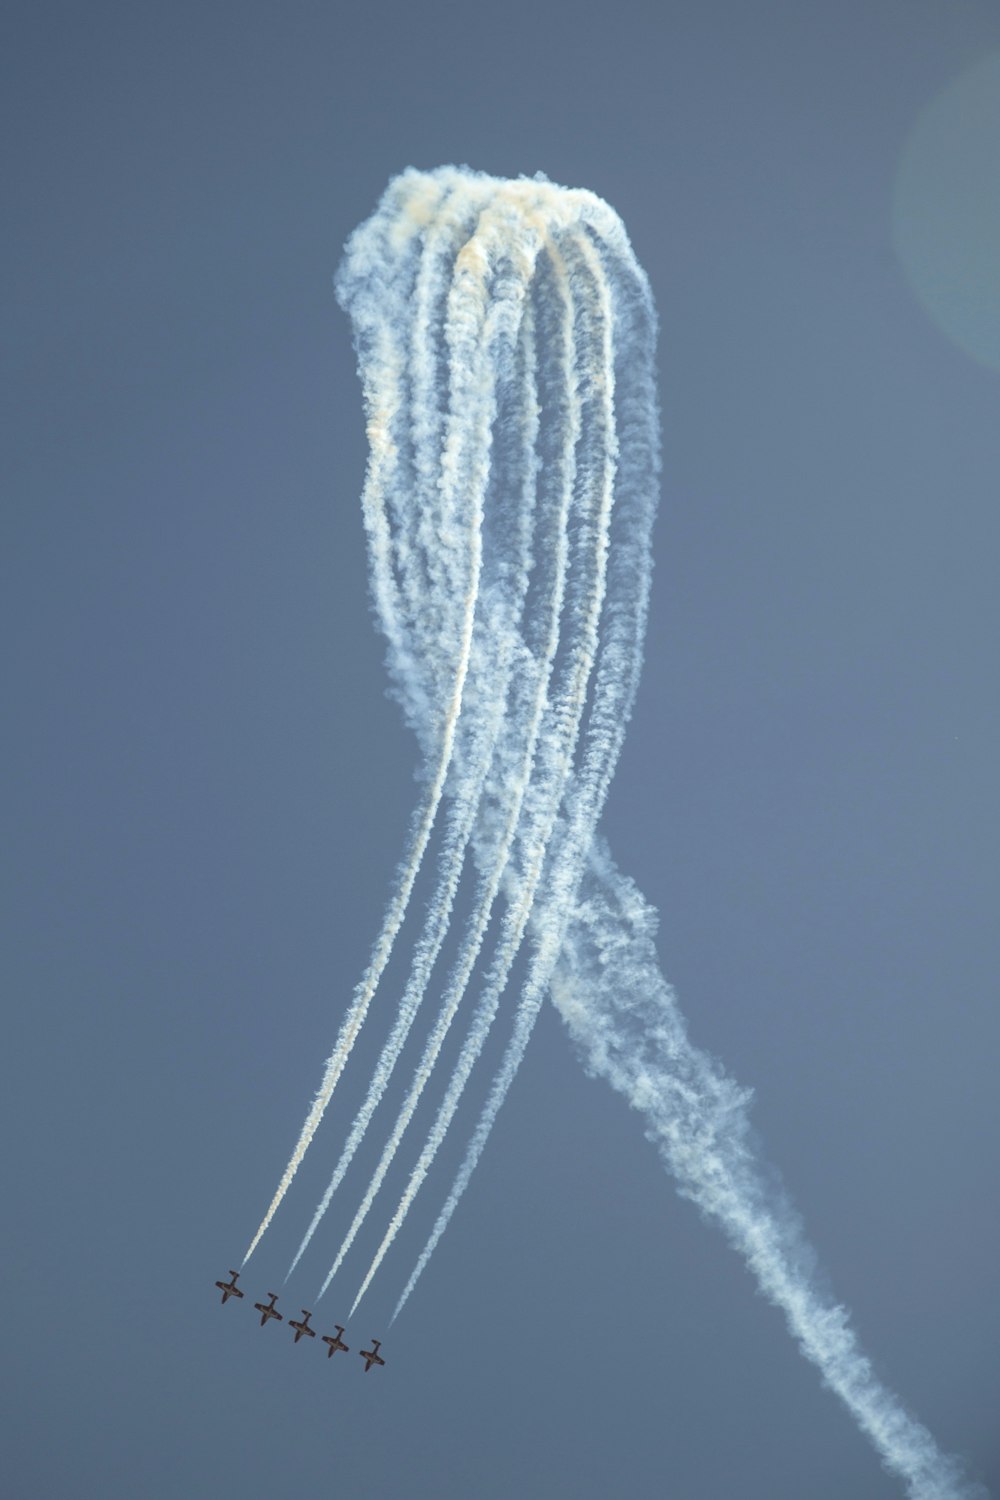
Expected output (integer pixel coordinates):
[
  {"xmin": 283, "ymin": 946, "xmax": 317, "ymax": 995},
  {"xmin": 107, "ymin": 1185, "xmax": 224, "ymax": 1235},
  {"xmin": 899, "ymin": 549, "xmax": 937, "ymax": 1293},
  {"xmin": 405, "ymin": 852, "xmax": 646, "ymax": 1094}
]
[{"xmin": 893, "ymin": 51, "xmax": 1000, "ymax": 373}]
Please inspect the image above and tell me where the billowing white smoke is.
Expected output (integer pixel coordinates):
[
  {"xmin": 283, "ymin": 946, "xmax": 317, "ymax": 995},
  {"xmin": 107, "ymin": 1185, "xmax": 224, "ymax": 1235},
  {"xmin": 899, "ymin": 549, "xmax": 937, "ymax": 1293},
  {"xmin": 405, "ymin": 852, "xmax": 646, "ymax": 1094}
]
[
  {"xmin": 553, "ymin": 839, "xmax": 984, "ymax": 1500},
  {"xmin": 244, "ymin": 167, "xmax": 983, "ymax": 1500}
]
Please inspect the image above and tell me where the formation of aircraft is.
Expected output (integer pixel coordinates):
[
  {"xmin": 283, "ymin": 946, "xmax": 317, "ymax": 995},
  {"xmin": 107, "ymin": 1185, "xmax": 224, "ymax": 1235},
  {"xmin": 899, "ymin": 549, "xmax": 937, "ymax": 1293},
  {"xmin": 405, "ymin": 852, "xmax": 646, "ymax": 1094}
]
[{"xmin": 214, "ymin": 1272, "xmax": 384, "ymax": 1373}]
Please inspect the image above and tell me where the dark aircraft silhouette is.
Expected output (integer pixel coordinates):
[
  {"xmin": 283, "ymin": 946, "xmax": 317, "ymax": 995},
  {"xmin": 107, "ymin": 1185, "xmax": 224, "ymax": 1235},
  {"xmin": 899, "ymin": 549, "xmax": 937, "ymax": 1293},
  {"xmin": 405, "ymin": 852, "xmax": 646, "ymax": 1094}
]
[
  {"xmin": 254, "ymin": 1293, "xmax": 282, "ymax": 1327},
  {"xmin": 289, "ymin": 1310, "xmax": 317, "ymax": 1343},
  {"xmin": 321, "ymin": 1326, "xmax": 350, "ymax": 1358},
  {"xmin": 215, "ymin": 1270, "xmax": 244, "ymax": 1304},
  {"xmin": 359, "ymin": 1339, "xmax": 385, "ymax": 1372}
]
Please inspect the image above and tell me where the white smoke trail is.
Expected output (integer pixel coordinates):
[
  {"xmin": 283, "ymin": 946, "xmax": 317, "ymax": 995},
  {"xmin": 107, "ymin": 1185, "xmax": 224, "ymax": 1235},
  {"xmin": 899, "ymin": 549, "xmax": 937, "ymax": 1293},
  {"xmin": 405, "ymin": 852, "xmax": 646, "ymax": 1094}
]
[
  {"xmin": 242, "ymin": 183, "xmax": 489, "ymax": 1266},
  {"xmin": 316, "ymin": 219, "xmax": 589, "ymax": 1300},
  {"xmin": 372, "ymin": 171, "xmax": 979, "ymax": 1499},
  {"xmin": 348, "ymin": 230, "xmax": 626, "ymax": 1314},
  {"xmin": 390, "ymin": 223, "xmax": 660, "ymax": 1319},
  {"xmin": 284, "ymin": 278, "xmax": 544, "ymax": 1282},
  {"xmin": 548, "ymin": 838, "xmax": 987, "ymax": 1500},
  {"xmin": 251, "ymin": 166, "xmax": 981, "ymax": 1500}
]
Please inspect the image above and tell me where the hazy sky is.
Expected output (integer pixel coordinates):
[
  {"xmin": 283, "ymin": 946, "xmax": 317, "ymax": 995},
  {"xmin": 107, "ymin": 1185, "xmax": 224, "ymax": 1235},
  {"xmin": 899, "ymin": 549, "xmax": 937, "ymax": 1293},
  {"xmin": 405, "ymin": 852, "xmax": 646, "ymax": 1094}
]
[{"xmin": 3, "ymin": 3, "xmax": 998, "ymax": 1497}]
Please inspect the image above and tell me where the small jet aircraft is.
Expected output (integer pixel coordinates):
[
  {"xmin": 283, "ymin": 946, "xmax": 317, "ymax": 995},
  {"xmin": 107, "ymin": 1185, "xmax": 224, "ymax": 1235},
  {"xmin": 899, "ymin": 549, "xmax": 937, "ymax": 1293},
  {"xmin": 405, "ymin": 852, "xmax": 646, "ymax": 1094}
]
[
  {"xmin": 359, "ymin": 1339, "xmax": 385, "ymax": 1373},
  {"xmin": 215, "ymin": 1270, "xmax": 244, "ymax": 1304},
  {"xmin": 289, "ymin": 1310, "xmax": 317, "ymax": 1343},
  {"xmin": 321, "ymin": 1326, "xmax": 350, "ymax": 1359},
  {"xmin": 254, "ymin": 1293, "xmax": 282, "ymax": 1327}
]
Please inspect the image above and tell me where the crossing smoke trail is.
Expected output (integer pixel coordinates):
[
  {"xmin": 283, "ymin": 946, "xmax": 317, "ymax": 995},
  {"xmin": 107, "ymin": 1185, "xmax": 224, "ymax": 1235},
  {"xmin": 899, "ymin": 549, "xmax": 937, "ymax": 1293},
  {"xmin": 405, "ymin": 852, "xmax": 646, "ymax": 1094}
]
[{"xmin": 248, "ymin": 167, "xmax": 983, "ymax": 1500}]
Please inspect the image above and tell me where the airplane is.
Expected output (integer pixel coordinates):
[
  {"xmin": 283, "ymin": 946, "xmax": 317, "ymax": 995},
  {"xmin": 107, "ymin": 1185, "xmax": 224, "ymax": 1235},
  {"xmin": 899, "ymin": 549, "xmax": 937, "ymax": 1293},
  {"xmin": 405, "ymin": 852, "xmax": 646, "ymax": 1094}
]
[
  {"xmin": 321, "ymin": 1326, "xmax": 350, "ymax": 1359},
  {"xmin": 215, "ymin": 1270, "xmax": 244, "ymax": 1304},
  {"xmin": 254, "ymin": 1293, "xmax": 283, "ymax": 1327},
  {"xmin": 359, "ymin": 1338, "xmax": 385, "ymax": 1373},
  {"xmin": 289, "ymin": 1309, "xmax": 317, "ymax": 1343}
]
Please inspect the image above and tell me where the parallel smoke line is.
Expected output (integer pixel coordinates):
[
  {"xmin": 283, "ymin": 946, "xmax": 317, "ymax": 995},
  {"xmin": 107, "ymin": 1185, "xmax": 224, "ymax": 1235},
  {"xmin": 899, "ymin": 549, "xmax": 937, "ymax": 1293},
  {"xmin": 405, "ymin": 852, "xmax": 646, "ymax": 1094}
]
[
  {"xmin": 243, "ymin": 186, "xmax": 489, "ymax": 1267},
  {"xmin": 318, "ymin": 219, "xmax": 584, "ymax": 1300},
  {"xmin": 286, "ymin": 288, "xmax": 543, "ymax": 1281},
  {"xmin": 351, "ymin": 230, "xmax": 622, "ymax": 1314},
  {"xmin": 390, "ymin": 222, "xmax": 657, "ymax": 1318}
]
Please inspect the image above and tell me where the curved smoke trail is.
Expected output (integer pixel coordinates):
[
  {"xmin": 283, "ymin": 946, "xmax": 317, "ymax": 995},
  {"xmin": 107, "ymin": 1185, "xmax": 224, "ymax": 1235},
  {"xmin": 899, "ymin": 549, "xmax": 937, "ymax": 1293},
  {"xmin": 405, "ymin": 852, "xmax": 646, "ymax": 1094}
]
[
  {"xmin": 243, "ymin": 178, "xmax": 490, "ymax": 1266},
  {"xmin": 247, "ymin": 167, "xmax": 983, "ymax": 1500},
  {"xmin": 341, "ymin": 230, "xmax": 621, "ymax": 1314},
  {"xmin": 285, "ymin": 230, "xmax": 546, "ymax": 1284}
]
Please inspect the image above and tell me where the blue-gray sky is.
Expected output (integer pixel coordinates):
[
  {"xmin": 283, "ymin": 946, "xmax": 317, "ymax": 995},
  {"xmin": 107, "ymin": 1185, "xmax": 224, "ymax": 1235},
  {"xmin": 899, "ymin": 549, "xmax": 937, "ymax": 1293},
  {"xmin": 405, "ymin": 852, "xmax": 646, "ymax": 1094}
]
[{"xmin": 3, "ymin": 3, "xmax": 997, "ymax": 1497}]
